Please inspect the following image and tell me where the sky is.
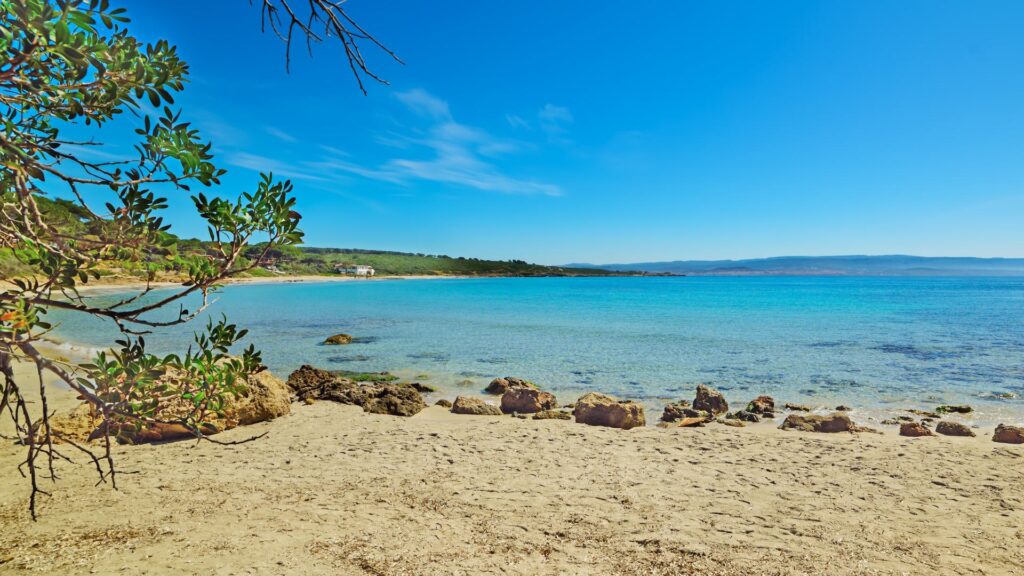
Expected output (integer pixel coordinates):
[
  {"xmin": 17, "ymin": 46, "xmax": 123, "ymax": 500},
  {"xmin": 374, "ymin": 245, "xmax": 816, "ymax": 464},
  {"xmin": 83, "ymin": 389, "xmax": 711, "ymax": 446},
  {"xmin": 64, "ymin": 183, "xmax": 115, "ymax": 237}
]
[{"xmin": 73, "ymin": 1, "xmax": 1024, "ymax": 264}]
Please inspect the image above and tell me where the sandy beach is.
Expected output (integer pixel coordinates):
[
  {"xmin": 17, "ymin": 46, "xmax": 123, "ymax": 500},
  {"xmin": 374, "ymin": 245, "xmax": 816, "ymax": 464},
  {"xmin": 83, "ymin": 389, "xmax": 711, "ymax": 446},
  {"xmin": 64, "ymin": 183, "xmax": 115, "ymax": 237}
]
[{"xmin": 2, "ymin": 360, "xmax": 1022, "ymax": 576}]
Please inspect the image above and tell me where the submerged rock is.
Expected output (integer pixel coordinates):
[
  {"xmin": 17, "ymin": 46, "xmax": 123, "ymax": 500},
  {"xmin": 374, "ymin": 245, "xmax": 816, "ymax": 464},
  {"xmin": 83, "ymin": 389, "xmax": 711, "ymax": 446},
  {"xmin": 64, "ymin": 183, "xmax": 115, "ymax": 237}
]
[
  {"xmin": 573, "ymin": 392, "xmax": 646, "ymax": 430},
  {"xmin": 501, "ymin": 387, "xmax": 558, "ymax": 414},
  {"xmin": 936, "ymin": 405, "xmax": 973, "ymax": 415},
  {"xmin": 935, "ymin": 421, "xmax": 975, "ymax": 437},
  {"xmin": 780, "ymin": 413, "xmax": 854, "ymax": 433},
  {"xmin": 485, "ymin": 376, "xmax": 537, "ymax": 395},
  {"xmin": 992, "ymin": 424, "xmax": 1024, "ymax": 444},
  {"xmin": 692, "ymin": 384, "xmax": 728, "ymax": 415},
  {"xmin": 451, "ymin": 396, "xmax": 502, "ymax": 416},
  {"xmin": 323, "ymin": 333, "xmax": 353, "ymax": 345},
  {"xmin": 900, "ymin": 422, "xmax": 934, "ymax": 437}
]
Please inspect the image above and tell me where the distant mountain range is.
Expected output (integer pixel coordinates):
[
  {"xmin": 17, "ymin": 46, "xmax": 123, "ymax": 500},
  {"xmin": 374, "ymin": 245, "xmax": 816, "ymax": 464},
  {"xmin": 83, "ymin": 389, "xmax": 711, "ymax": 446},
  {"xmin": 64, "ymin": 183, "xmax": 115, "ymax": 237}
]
[{"xmin": 565, "ymin": 255, "xmax": 1024, "ymax": 276}]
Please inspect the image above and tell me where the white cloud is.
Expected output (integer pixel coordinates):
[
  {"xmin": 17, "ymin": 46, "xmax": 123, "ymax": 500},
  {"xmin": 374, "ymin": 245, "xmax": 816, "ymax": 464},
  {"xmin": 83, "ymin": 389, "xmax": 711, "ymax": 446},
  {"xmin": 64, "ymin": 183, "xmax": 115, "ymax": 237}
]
[
  {"xmin": 539, "ymin": 104, "xmax": 573, "ymax": 124},
  {"xmin": 226, "ymin": 151, "xmax": 327, "ymax": 182},
  {"xmin": 319, "ymin": 89, "xmax": 562, "ymax": 196},
  {"xmin": 264, "ymin": 125, "xmax": 297, "ymax": 143}
]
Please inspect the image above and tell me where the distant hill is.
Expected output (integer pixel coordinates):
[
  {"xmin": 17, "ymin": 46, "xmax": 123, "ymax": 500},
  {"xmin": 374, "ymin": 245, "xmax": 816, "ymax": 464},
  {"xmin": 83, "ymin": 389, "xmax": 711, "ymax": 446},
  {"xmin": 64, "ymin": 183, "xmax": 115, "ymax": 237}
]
[{"xmin": 565, "ymin": 255, "xmax": 1024, "ymax": 276}]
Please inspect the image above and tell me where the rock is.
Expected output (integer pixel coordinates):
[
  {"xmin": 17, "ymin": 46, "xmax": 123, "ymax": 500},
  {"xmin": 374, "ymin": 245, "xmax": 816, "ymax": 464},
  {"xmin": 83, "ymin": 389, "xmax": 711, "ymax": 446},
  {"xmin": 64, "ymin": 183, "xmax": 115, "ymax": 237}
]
[
  {"xmin": 692, "ymin": 384, "xmax": 728, "ymax": 415},
  {"xmin": 784, "ymin": 403, "xmax": 811, "ymax": 412},
  {"xmin": 880, "ymin": 419, "xmax": 900, "ymax": 426},
  {"xmin": 359, "ymin": 384, "xmax": 427, "ymax": 417},
  {"xmin": 573, "ymin": 392, "xmax": 646, "ymax": 430},
  {"xmin": 718, "ymin": 418, "xmax": 745, "ymax": 428},
  {"xmin": 671, "ymin": 416, "xmax": 708, "ymax": 428},
  {"xmin": 451, "ymin": 396, "xmax": 502, "ymax": 416},
  {"xmin": 729, "ymin": 410, "xmax": 760, "ymax": 423},
  {"xmin": 287, "ymin": 365, "xmax": 424, "ymax": 417},
  {"xmin": 908, "ymin": 409, "xmax": 940, "ymax": 419},
  {"xmin": 936, "ymin": 405, "xmax": 973, "ymax": 415},
  {"xmin": 533, "ymin": 410, "xmax": 572, "ymax": 420},
  {"xmin": 989, "ymin": 391, "xmax": 1016, "ymax": 399},
  {"xmin": 484, "ymin": 376, "xmax": 537, "ymax": 395},
  {"xmin": 992, "ymin": 424, "xmax": 1024, "ymax": 444},
  {"xmin": 745, "ymin": 395, "xmax": 775, "ymax": 415},
  {"xmin": 780, "ymin": 413, "xmax": 854, "ymax": 433},
  {"xmin": 410, "ymin": 382, "xmax": 436, "ymax": 393},
  {"xmin": 435, "ymin": 399, "xmax": 453, "ymax": 408},
  {"xmin": 222, "ymin": 369, "xmax": 292, "ymax": 427},
  {"xmin": 660, "ymin": 400, "xmax": 691, "ymax": 422},
  {"xmin": 935, "ymin": 421, "xmax": 975, "ymax": 437},
  {"xmin": 900, "ymin": 422, "xmax": 934, "ymax": 437},
  {"xmin": 323, "ymin": 333, "xmax": 353, "ymax": 345},
  {"xmin": 835, "ymin": 405, "xmax": 852, "ymax": 412},
  {"xmin": 501, "ymin": 387, "xmax": 558, "ymax": 414}
]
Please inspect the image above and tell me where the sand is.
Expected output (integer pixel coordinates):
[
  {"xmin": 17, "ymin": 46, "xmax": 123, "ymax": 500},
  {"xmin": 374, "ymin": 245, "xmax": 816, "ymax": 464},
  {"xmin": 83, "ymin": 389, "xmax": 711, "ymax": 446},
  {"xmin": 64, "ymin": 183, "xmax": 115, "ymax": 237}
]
[{"xmin": 1, "ymin": 360, "xmax": 1023, "ymax": 575}]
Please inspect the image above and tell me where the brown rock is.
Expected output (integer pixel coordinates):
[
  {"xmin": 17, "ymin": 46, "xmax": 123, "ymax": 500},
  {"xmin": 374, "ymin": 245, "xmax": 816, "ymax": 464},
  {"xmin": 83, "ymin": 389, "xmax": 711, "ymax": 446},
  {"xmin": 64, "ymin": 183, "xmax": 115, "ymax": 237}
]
[
  {"xmin": 286, "ymin": 364, "xmax": 340, "ymax": 400},
  {"xmin": 692, "ymin": 384, "xmax": 728, "ymax": 415},
  {"xmin": 780, "ymin": 413, "xmax": 854, "ymax": 433},
  {"xmin": 223, "ymin": 369, "xmax": 291, "ymax": 427},
  {"xmin": 784, "ymin": 403, "xmax": 811, "ymax": 412},
  {"xmin": 746, "ymin": 395, "xmax": 775, "ymax": 415},
  {"xmin": 900, "ymin": 422, "xmax": 934, "ymax": 437},
  {"xmin": 936, "ymin": 405, "xmax": 973, "ymax": 415},
  {"xmin": 533, "ymin": 410, "xmax": 572, "ymax": 420},
  {"xmin": 484, "ymin": 376, "xmax": 537, "ymax": 395},
  {"xmin": 435, "ymin": 399, "xmax": 453, "ymax": 408},
  {"xmin": 573, "ymin": 392, "xmax": 646, "ymax": 430},
  {"xmin": 360, "ymin": 384, "xmax": 426, "ymax": 417},
  {"xmin": 287, "ymin": 365, "xmax": 424, "ymax": 417},
  {"xmin": 992, "ymin": 424, "xmax": 1024, "ymax": 444},
  {"xmin": 451, "ymin": 396, "xmax": 502, "ymax": 416},
  {"xmin": 657, "ymin": 416, "xmax": 708, "ymax": 429},
  {"xmin": 323, "ymin": 333, "xmax": 353, "ymax": 345},
  {"xmin": 501, "ymin": 387, "xmax": 558, "ymax": 414},
  {"xmin": 935, "ymin": 421, "xmax": 975, "ymax": 437},
  {"xmin": 660, "ymin": 400, "xmax": 691, "ymax": 422}
]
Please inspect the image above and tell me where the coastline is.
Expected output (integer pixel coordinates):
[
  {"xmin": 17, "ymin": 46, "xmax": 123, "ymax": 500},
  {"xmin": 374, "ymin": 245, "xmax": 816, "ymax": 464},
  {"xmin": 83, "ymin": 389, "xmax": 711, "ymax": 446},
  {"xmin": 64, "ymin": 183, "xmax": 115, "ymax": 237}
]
[{"xmin": 1, "ymin": 356, "xmax": 1021, "ymax": 575}]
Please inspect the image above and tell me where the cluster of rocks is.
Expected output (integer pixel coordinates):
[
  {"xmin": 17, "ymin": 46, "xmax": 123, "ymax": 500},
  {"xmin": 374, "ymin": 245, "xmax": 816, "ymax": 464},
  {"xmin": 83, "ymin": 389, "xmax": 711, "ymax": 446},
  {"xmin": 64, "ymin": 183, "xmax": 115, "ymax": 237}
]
[{"xmin": 286, "ymin": 365, "xmax": 426, "ymax": 417}]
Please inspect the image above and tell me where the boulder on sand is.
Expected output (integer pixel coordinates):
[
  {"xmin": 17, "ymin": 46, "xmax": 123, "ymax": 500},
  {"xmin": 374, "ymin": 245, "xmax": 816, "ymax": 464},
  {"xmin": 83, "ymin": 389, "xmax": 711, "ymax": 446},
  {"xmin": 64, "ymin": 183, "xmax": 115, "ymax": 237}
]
[
  {"xmin": 900, "ymin": 422, "xmax": 934, "ymax": 437},
  {"xmin": 935, "ymin": 421, "xmax": 975, "ymax": 437},
  {"xmin": 501, "ymin": 387, "xmax": 558, "ymax": 414},
  {"xmin": 780, "ymin": 413, "xmax": 854, "ymax": 433},
  {"xmin": 660, "ymin": 400, "xmax": 691, "ymax": 423},
  {"xmin": 992, "ymin": 424, "xmax": 1024, "ymax": 444},
  {"xmin": 692, "ymin": 384, "xmax": 728, "ymax": 415},
  {"xmin": 451, "ymin": 396, "xmax": 502, "ymax": 416},
  {"xmin": 435, "ymin": 399, "xmax": 453, "ymax": 408},
  {"xmin": 573, "ymin": 392, "xmax": 645, "ymax": 430},
  {"xmin": 286, "ymin": 365, "xmax": 425, "ymax": 417},
  {"xmin": 533, "ymin": 410, "xmax": 572, "ymax": 420},
  {"xmin": 485, "ymin": 376, "xmax": 537, "ymax": 395},
  {"xmin": 745, "ymin": 395, "xmax": 775, "ymax": 416}
]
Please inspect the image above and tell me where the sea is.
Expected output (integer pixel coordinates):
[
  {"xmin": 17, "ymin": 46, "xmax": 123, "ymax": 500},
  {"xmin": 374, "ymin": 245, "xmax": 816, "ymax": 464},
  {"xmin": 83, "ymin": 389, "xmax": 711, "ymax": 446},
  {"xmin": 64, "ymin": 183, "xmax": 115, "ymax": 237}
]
[{"xmin": 48, "ymin": 276, "xmax": 1024, "ymax": 426}]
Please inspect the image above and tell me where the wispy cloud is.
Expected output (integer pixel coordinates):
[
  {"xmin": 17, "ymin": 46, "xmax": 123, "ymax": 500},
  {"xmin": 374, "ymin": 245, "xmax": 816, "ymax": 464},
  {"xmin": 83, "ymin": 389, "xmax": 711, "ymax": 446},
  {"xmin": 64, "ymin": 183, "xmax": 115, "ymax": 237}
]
[
  {"xmin": 264, "ymin": 125, "xmax": 297, "ymax": 143},
  {"xmin": 319, "ymin": 89, "xmax": 562, "ymax": 196},
  {"xmin": 538, "ymin": 103, "xmax": 573, "ymax": 142}
]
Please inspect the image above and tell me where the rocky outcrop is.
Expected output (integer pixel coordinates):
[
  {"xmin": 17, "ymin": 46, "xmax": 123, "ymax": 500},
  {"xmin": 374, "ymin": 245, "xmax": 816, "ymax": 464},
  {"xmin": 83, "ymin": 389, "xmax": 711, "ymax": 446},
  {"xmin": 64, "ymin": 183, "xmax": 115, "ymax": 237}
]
[
  {"xmin": 501, "ymin": 387, "xmax": 558, "ymax": 414},
  {"xmin": 660, "ymin": 400, "xmax": 691, "ymax": 423},
  {"xmin": 451, "ymin": 396, "xmax": 502, "ymax": 416},
  {"xmin": 746, "ymin": 395, "xmax": 775, "ymax": 416},
  {"xmin": 992, "ymin": 424, "xmax": 1024, "ymax": 444},
  {"xmin": 900, "ymin": 422, "xmax": 934, "ymax": 437},
  {"xmin": 779, "ymin": 413, "xmax": 854, "ymax": 433},
  {"xmin": 692, "ymin": 384, "xmax": 728, "ymax": 415},
  {"xmin": 935, "ymin": 421, "xmax": 975, "ymax": 437},
  {"xmin": 286, "ymin": 365, "xmax": 425, "ymax": 417},
  {"xmin": 533, "ymin": 410, "xmax": 572, "ymax": 420},
  {"xmin": 573, "ymin": 392, "xmax": 646, "ymax": 430},
  {"xmin": 485, "ymin": 376, "xmax": 537, "ymax": 395},
  {"xmin": 936, "ymin": 405, "xmax": 973, "ymax": 415},
  {"xmin": 323, "ymin": 333, "xmax": 353, "ymax": 345}
]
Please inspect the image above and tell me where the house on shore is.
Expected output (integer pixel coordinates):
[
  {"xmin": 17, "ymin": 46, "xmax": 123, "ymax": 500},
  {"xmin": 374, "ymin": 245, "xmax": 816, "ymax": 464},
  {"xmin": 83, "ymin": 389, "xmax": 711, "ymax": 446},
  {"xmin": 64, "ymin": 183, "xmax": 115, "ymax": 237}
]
[{"xmin": 335, "ymin": 263, "xmax": 376, "ymax": 277}]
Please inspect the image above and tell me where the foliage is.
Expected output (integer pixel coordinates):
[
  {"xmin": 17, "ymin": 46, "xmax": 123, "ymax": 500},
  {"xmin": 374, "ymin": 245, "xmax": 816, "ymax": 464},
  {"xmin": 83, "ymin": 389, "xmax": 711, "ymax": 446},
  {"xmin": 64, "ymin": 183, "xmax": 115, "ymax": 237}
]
[{"xmin": 0, "ymin": 0, "xmax": 306, "ymax": 519}]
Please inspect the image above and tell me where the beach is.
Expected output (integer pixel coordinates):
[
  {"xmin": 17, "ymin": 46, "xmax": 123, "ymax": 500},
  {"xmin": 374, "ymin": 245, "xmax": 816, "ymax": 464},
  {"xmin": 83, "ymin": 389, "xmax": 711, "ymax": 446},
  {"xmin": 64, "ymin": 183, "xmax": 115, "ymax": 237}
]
[{"xmin": 2, "ymin": 359, "xmax": 1023, "ymax": 575}]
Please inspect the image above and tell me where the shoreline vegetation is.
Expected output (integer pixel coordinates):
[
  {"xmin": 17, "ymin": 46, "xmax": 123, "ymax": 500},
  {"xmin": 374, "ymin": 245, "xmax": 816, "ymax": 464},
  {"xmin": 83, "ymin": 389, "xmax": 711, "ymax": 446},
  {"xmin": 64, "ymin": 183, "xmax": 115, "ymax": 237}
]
[{"xmin": 2, "ymin": 356, "xmax": 1022, "ymax": 574}]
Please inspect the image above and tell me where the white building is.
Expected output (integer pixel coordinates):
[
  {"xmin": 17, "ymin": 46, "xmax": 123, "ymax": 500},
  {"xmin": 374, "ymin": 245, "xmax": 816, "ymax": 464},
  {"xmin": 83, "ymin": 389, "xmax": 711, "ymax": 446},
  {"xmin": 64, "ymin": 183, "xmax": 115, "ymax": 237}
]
[{"xmin": 335, "ymin": 264, "xmax": 375, "ymax": 277}]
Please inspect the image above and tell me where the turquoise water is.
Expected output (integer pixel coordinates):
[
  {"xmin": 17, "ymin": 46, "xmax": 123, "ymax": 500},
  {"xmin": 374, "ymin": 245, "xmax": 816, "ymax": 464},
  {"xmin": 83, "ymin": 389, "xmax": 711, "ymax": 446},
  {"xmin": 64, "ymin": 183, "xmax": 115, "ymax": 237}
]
[{"xmin": 49, "ymin": 276, "xmax": 1024, "ymax": 426}]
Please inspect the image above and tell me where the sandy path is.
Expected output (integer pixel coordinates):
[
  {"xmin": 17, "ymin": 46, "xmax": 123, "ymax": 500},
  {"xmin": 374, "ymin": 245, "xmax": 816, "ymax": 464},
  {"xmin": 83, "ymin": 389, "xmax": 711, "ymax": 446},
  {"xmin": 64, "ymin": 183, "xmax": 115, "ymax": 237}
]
[{"xmin": 2, "ymin": 375, "xmax": 1022, "ymax": 575}]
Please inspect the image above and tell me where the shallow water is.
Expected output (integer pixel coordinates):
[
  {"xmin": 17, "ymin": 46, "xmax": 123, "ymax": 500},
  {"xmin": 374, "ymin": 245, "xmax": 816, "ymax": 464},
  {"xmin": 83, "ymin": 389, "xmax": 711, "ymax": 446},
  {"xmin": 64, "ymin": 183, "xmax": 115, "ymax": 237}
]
[{"xmin": 48, "ymin": 276, "xmax": 1024, "ymax": 426}]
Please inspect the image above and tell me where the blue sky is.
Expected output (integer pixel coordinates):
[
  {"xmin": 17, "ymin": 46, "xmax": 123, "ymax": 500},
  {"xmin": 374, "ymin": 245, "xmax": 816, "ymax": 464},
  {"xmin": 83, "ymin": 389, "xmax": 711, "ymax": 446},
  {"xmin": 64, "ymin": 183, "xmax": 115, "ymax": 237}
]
[{"xmin": 85, "ymin": 1, "xmax": 1024, "ymax": 263}]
